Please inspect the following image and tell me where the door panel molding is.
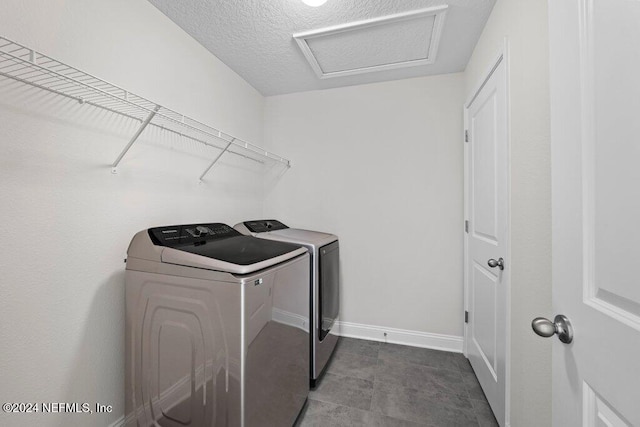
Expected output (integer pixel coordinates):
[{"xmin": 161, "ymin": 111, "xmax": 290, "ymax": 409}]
[
  {"xmin": 583, "ymin": 382, "xmax": 631, "ymax": 427},
  {"xmin": 578, "ymin": 0, "xmax": 640, "ymax": 331},
  {"xmin": 471, "ymin": 261, "xmax": 498, "ymax": 380}
]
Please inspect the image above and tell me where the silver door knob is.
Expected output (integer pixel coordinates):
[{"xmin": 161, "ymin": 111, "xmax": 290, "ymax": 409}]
[
  {"xmin": 531, "ymin": 314, "xmax": 573, "ymax": 344},
  {"xmin": 487, "ymin": 258, "xmax": 504, "ymax": 270}
]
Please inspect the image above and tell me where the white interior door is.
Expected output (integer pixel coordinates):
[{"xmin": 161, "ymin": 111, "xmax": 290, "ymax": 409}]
[
  {"xmin": 549, "ymin": 0, "xmax": 640, "ymax": 425},
  {"xmin": 464, "ymin": 54, "xmax": 508, "ymax": 427}
]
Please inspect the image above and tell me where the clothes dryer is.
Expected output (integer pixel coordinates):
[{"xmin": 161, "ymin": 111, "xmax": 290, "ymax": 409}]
[
  {"xmin": 125, "ymin": 223, "xmax": 309, "ymax": 427},
  {"xmin": 234, "ymin": 220, "xmax": 339, "ymax": 388}
]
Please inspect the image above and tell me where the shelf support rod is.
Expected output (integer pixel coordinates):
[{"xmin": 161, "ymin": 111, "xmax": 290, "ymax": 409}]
[
  {"xmin": 111, "ymin": 105, "xmax": 161, "ymax": 173},
  {"xmin": 199, "ymin": 139, "xmax": 234, "ymax": 182}
]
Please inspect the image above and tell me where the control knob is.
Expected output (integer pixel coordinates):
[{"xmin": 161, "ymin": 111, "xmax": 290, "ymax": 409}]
[{"xmin": 196, "ymin": 226, "xmax": 210, "ymax": 235}]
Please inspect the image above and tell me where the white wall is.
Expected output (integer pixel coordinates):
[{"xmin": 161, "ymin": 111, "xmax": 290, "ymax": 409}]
[
  {"xmin": 263, "ymin": 74, "xmax": 465, "ymax": 342},
  {"xmin": 464, "ymin": 0, "xmax": 552, "ymax": 425},
  {"xmin": 0, "ymin": 1, "xmax": 551, "ymax": 425},
  {"xmin": 0, "ymin": 1, "xmax": 266, "ymax": 426}
]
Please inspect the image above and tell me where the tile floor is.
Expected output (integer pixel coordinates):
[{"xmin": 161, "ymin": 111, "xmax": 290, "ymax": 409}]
[{"xmin": 296, "ymin": 337, "xmax": 499, "ymax": 427}]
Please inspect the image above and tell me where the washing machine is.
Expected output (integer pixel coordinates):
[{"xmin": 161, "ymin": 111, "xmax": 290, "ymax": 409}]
[
  {"xmin": 124, "ymin": 223, "xmax": 310, "ymax": 427},
  {"xmin": 234, "ymin": 220, "xmax": 339, "ymax": 388}
]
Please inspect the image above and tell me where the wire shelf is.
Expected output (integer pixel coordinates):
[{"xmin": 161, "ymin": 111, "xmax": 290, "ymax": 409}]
[{"xmin": 0, "ymin": 35, "xmax": 291, "ymax": 179}]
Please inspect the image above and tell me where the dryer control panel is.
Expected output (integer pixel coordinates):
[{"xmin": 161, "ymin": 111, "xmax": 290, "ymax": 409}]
[
  {"xmin": 242, "ymin": 219, "xmax": 289, "ymax": 233},
  {"xmin": 148, "ymin": 223, "xmax": 240, "ymax": 247}
]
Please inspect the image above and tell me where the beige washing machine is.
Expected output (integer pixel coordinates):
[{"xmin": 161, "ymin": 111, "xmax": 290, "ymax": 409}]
[
  {"xmin": 234, "ymin": 220, "xmax": 340, "ymax": 388},
  {"xmin": 124, "ymin": 223, "xmax": 310, "ymax": 427}
]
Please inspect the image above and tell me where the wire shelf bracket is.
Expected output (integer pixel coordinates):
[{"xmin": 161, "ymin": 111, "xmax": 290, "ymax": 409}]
[
  {"xmin": 111, "ymin": 105, "xmax": 160, "ymax": 174},
  {"xmin": 0, "ymin": 35, "xmax": 292, "ymax": 178},
  {"xmin": 199, "ymin": 138, "xmax": 234, "ymax": 182}
]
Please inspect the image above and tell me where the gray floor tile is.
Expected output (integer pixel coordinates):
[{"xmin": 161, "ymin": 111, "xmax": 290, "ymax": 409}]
[
  {"xmin": 371, "ymin": 382, "xmax": 478, "ymax": 426},
  {"xmin": 299, "ymin": 338, "xmax": 494, "ymax": 427},
  {"xmin": 335, "ymin": 336, "xmax": 381, "ymax": 358},
  {"xmin": 470, "ymin": 399, "xmax": 499, "ymax": 427},
  {"xmin": 375, "ymin": 358, "xmax": 468, "ymax": 397},
  {"xmin": 461, "ymin": 371, "xmax": 487, "ymax": 401},
  {"xmin": 299, "ymin": 399, "xmax": 425, "ymax": 427},
  {"xmin": 326, "ymin": 349, "xmax": 378, "ymax": 381},
  {"xmin": 455, "ymin": 355, "xmax": 476, "ymax": 374},
  {"xmin": 379, "ymin": 343, "xmax": 462, "ymax": 372},
  {"xmin": 309, "ymin": 372, "xmax": 374, "ymax": 411}
]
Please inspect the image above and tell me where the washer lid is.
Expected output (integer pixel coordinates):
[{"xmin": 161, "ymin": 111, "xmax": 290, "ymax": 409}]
[{"xmin": 149, "ymin": 223, "xmax": 306, "ymax": 274}]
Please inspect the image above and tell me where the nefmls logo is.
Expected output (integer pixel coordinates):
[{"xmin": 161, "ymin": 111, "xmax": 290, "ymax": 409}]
[{"xmin": 42, "ymin": 402, "xmax": 91, "ymax": 413}]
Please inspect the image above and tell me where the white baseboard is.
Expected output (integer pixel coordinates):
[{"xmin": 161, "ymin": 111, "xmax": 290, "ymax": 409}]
[{"xmin": 333, "ymin": 320, "xmax": 463, "ymax": 353}]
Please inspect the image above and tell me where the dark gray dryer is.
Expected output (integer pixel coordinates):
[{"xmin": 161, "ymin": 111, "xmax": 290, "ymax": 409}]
[{"xmin": 235, "ymin": 220, "xmax": 340, "ymax": 388}]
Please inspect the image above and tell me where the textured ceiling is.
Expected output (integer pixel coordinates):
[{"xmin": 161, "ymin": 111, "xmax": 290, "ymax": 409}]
[{"xmin": 148, "ymin": 0, "xmax": 495, "ymax": 96}]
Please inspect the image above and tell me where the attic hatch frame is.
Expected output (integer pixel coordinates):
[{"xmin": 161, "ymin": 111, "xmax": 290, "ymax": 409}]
[
  {"xmin": 293, "ymin": 5, "xmax": 448, "ymax": 80},
  {"xmin": 0, "ymin": 35, "xmax": 291, "ymax": 181}
]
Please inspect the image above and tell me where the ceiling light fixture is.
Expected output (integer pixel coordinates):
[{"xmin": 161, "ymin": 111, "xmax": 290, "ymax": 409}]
[{"xmin": 302, "ymin": 0, "xmax": 327, "ymax": 7}]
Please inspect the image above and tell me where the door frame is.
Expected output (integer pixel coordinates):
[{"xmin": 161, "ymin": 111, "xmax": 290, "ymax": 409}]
[{"xmin": 463, "ymin": 38, "xmax": 512, "ymax": 426}]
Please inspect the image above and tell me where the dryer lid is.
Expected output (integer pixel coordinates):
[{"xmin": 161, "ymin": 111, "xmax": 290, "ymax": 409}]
[
  {"xmin": 148, "ymin": 223, "xmax": 306, "ymax": 274},
  {"xmin": 255, "ymin": 227, "xmax": 338, "ymax": 249}
]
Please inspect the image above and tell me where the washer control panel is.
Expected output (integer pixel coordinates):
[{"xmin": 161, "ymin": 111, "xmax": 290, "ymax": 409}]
[
  {"xmin": 148, "ymin": 223, "xmax": 240, "ymax": 247},
  {"xmin": 242, "ymin": 219, "xmax": 289, "ymax": 233}
]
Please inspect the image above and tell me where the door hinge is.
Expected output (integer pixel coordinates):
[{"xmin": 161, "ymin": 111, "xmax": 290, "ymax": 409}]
[
  {"xmin": 464, "ymin": 220, "xmax": 469, "ymax": 233},
  {"xmin": 465, "ymin": 311, "xmax": 469, "ymax": 323},
  {"xmin": 465, "ymin": 130, "xmax": 469, "ymax": 143}
]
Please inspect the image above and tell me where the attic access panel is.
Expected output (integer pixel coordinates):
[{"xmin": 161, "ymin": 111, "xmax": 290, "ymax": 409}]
[{"xmin": 293, "ymin": 5, "xmax": 448, "ymax": 79}]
